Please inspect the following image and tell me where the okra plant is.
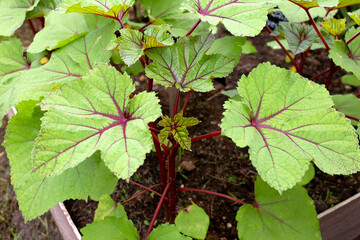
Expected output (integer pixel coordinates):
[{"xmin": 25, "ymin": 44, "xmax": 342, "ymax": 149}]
[{"xmin": 1, "ymin": 0, "xmax": 360, "ymax": 239}]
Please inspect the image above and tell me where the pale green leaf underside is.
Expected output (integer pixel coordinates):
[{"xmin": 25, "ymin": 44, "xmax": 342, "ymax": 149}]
[
  {"xmin": 332, "ymin": 94, "xmax": 360, "ymax": 126},
  {"xmin": 148, "ymin": 223, "xmax": 191, "ymax": 240},
  {"xmin": 145, "ymin": 33, "xmax": 236, "ymax": 92},
  {"xmin": 175, "ymin": 205, "xmax": 210, "ymax": 239},
  {"xmin": 329, "ymin": 27, "xmax": 360, "ymax": 79},
  {"xmin": 3, "ymin": 100, "xmax": 117, "ymax": 221},
  {"xmin": 181, "ymin": 0, "xmax": 268, "ymax": 37},
  {"xmin": 26, "ymin": 0, "xmax": 62, "ymax": 19},
  {"xmin": 278, "ymin": 2, "xmax": 326, "ymax": 22},
  {"xmin": 94, "ymin": 194, "xmax": 127, "ymax": 221},
  {"xmin": 236, "ymin": 177, "xmax": 321, "ymax": 240},
  {"xmin": 32, "ymin": 64, "xmax": 161, "ymax": 179},
  {"xmin": 81, "ymin": 216, "xmax": 140, "ymax": 240},
  {"xmin": 0, "ymin": 23, "xmax": 115, "ymax": 119},
  {"xmin": 349, "ymin": 12, "xmax": 360, "ymax": 26},
  {"xmin": 221, "ymin": 62, "xmax": 360, "ymax": 192},
  {"xmin": 28, "ymin": 11, "xmax": 112, "ymax": 53},
  {"xmin": 61, "ymin": 0, "xmax": 134, "ymax": 19},
  {"xmin": 0, "ymin": 0, "xmax": 40, "ymax": 36}
]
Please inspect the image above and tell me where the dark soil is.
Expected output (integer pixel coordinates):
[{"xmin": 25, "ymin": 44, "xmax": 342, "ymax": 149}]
[{"xmin": 1, "ymin": 21, "xmax": 360, "ymax": 240}]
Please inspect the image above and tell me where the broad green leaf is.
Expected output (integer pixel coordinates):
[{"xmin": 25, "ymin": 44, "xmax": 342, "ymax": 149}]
[
  {"xmin": 148, "ymin": 223, "xmax": 191, "ymax": 240},
  {"xmin": 221, "ymin": 62, "xmax": 360, "ymax": 192},
  {"xmin": 317, "ymin": 0, "xmax": 339, "ymax": 7},
  {"xmin": 26, "ymin": 0, "xmax": 61, "ymax": 19},
  {"xmin": 242, "ymin": 40, "xmax": 257, "ymax": 54},
  {"xmin": 271, "ymin": 22, "xmax": 320, "ymax": 55},
  {"xmin": 158, "ymin": 112, "xmax": 200, "ymax": 150},
  {"xmin": 109, "ymin": 25, "xmax": 174, "ymax": 66},
  {"xmin": 94, "ymin": 195, "xmax": 127, "ymax": 221},
  {"xmin": 0, "ymin": 23, "xmax": 115, "ymax": 118},
  {"xmin": 236, "ymin": 177, "xmax": 321, "ymax": 240},
  {"xmin": 206, "ymin": 36, "xmax": 245, "ymax": 59},
  {"xmin": 289, "ymin": 0, "xmax": 339, "ymax": 8},
  {"xmin": 61, "ymin": 0, "xmax": 134, "ymax": 20},
  {"xmin": 3, "ymin": 100, "xmax": 117, "ymax": 221},
  {"xmin": 298, "ymin": 163, "xmax": 315, "ymax": 185},
  {"xmin": 81, "ymin": 216, "xmax": 140, "ymax": 240},
  {"xmin": 0, "ymin": 0, "xmax": 40, "ymax": 36},
  {"xmin": 329, "ymin": 27, "xmax": 360, "ymax": 79},
  {"xmin": 332, "ymin": 94, "xmax": 360, "ymax": 126},
  {"xmin": 349, "ymin": 12, "xmax": 360, "ymax": 26},
  {"xmin": 175, "ymin": 205, "xmax": 210, "ymax": 240},
  {"xmin": 32, "ymin": 64, "xmax": 162, "ymax": 178},
  {"xmin": 28, "ymin": 11, "xmax": 112, "ymax": 53},
  {"xmin": 322, "ymin": 18, "xmax": 346, "ymax": 36},
  {"xmin": 181, "ymin": 0, "xmax": 268, "ymax": 37},
  {"xmin": 145, "ymin": 33, "xmax": 237, "ymax": 92},
  {"xmin": 342, "ymin": 74, "xmax": 360, "ymax": 86},
  {"xmin": 141, "ymin": 0, "xmax": 210, "ymax": 37},
  {"xmin": 329, "ymin": 0, "xmax": 360, "ymax": 9},
  {"xmin": 278, "ymin": 2, "xmax": 326, "ymax": 22}
]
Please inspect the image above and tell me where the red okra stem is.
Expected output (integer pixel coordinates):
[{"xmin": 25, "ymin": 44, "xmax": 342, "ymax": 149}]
[
  {"xmin": 186, "ymin": 19, "xmax": 201, "ymax": 36},
  {"xmin": 325, "ymin": 61, "xmax": 338, "ymax": 89},
  {"xmin": 305, "ymin": 9, "xmax": 330, "ymax": 51},
  {"xmin": 346, "ymin": 31, "xmax": 360, "ymax": 46},
  {"xmin": 265, "ymin": 25, "xmax": 299, "ymax": 72},
  {"xmin": 173, "ymin": 89, "xmax": 181, "ymax": 118},
  {"xmin": 145, "ymin": 181, "xmax": 171, "ymax": 238},
  {"xmin": 151, "ymin": 131, "xmax": 169, "ymax": 154},
  {"xmin": 191, "ymin": 131, "xmax": 221, "ymax": 142},
  {"xmin": 128, "ymin": 180, "xmax": 169, "ymax": 201},
  {"xmin": 345, "ymin": 115, "xmax": 360, "ymax": 122},
  {"xmin": 178, "ymin": 188, "xmax": 247, "ymax": 205},
  {"xmin": 121, "ymin": 184, "xmax": 162, "ymax": 205},
  {"xmin": 168, "ymin": 145, "xmax": 179, "ymax": 223},
  {"xmin": 182, "ymin": 90, "xmax": 192, "ymax": 112}
]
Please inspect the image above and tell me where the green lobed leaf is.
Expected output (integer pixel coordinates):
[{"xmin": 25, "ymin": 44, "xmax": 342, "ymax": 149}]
[
  {"xmin": 181, "ymin": 0, "xmax": 269, "ymax": 37},
  {"xmin": 148, "ymin": 223, "xmax": 191, "ymax": 240},
  {"xmin": 3, "ymin": 100, "xmax": 117, "ymax": 221},
  {"xmin": 278, "ymin": 2, "xmax": 326, "ymax": 22},
  {"xmin": 175, "ymin": 205, "xmax": 210, "ymax": 240},
  {"xmin": 322, "ymin": 18, "xmax": 346, "ymax": 37},
  {"xmin": 109, "ymin": 25, "xmax": 174, "ymax": 66},
  {"xmin": 221, "ymin": 62, "xmax": 360, "ymax": 192},
  {"xmin": 158, "ymin": 112, "xmax": 199, "ymax": 150},
  {"xmin": 206, "ymin": 36, "xmax": 245, "ymax": 59},
  {"xmin": 271, "ymin": 22, "xmax": 320, "ymax": 55},
  {"xmin": 94, "ymin": 194, "xmax": 127, "ymax": 221},
  {"xmin": 317, "ymin": 0, "xmax": 339, "ymax": 7},
  {"xmin": 242, "ymin": 40, "xmax": 257, "ymax": 54},
  {"xmin": 332, "ymin": 94, "xmax": 360, "ymax": 126},
  {"xmin": 60, "ymin": 0, "xmax": 134, "ymax": 20},
  {"xmin": 0, "ymin": 22, "xmax": 115, "ymax": 118},
  {"xmin": 0, "ymin": 0, "xmax": 40, "ymax": 36},
  {"xmin": 329, "ymin": 0, "xmax": 360, "ymax": 9},
  {"xmin": 28, "ymin": 11, "xmax": 113, "ymax": 53},
  {"xmin": 32, "ymin": 64, "xmax": 162, "ymax": 179},
  {"xmin": 81, "ymin": 216, "xmax": 140, "ymax": 240},
  {"xmin": 236, "ymin": 177, "xmax": 321, "ymax": 240},
  {"xmin": 349, "ymin": 12, "xmax": 360, "ymax": 26},
  {"xmin": 145, "ymin": 33, "xmax": 237, "ymax": 92},
  {"xmin": 298, "ymin": 163, "xmax": 315, "ymax": 185},
  {"xmin": 26, "ymin": 0, "xmax": 62, "ymax": 19},
  {"xmin": 329, "ymin": 27, "xmax": 360, "ymax": 79},
  {"xmin": 342, "ymin": 74, "xmax": 360, "ymax": 86}
]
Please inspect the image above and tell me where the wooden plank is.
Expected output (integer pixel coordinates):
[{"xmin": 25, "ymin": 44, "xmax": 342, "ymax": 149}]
[
  {"xmin": 50, "ymin": 203, "xmax": 81, "ymax": 240},
  {"xmin": 318, "ymin": 192, "xmax": 360, "ymax": 240}
]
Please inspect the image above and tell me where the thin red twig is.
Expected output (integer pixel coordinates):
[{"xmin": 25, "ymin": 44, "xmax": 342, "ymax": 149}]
[
  {"xmin": 346, "ymin": 31, "xmax": 360, "ymax": 46},
  {"xmin": 145, "ymin": 182, "xmax": 171, "ymax": 238},
  {"xmin": 191, "ymin": 131, "xmax": 221, "ymax": 142},
  {"xmin": 182, "ymin": 90, "xmax": 192, "ymax": 112},
  {"xmin": 305, "ymin": 9, "xmax": 330, "ymax": 51},
  {"xmin": 186, "ymin": 19, "xmax": 201, "ymax": 36},
  {"xmin": 128, "ymin": 180, "xmax": 169, "ymax": 201},
  {"xmin": 345, "ymin": 115, "xmax": 360, "ymax": 122},
  {"xmin": 151, "ymin": 132, "xmax": 169, "ymax": 154},
  {"xmin": 121, "ymin": 184, "xmax": 162, "ymax": 205},
  {"xmin": 178, "ymin": 187, "xmax": 247, "ymax": 205},
  {"xmin": 173, "ymin": 89, "xmax": 180, "ymax": 118},
  {"xmin": 310, "ymin": 68, "xmax": 331, "ymax": 81}
]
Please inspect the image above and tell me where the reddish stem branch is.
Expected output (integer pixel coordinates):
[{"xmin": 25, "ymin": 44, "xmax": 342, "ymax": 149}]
[
  {"xmin": 173, "ymin": 89, "xmax": 181, "ymax": 118},
  {"xmin": 138, "ymin": 21, "xmax": 152, "ymax": 32},
  {"xmin": 147, "ymin": 78, "xmax": 154, "ymax": 92},
  {"xmin": 186, "ymin": 19, "xmax": 201, "ymax": 36},
  {"xmin": 325, "ymin": 61, "xmax": 338, "ymax": 89},
  {"xmin": 305, "ymin": 9, "xmax": 330, "ymax": 51},
  {"xmin": 265, "ymin": 25, "xmax": 299, "ymax": 71},
  {"xmin": 191, "ymin": 131, "xmax": 221, "ymax": 142},
  {"xmin": 346, "ymin": 31, "xmax": 360, "ymax": 46},
  {"xmin": 128, "ymin": 180, "xmax": 169, "ymax": 201},
  {"xmin": 310, "ymin": 68, "xmax": 331, "ymax": 81},
  {"xmin": 182, "ymin": 90, "xmax": 192, "ymax": 112},
  {"xmin": 345, "ymin": 115, "xmax": 360, "ymax": 122},
  {"xmin": 121, "ymin": 184, "xmax": 162, "ymax": 205},
  {"xmin": 178, "ymin": 188, "xmax": 247, "ymax": 205},
  {"xmin": 355, "ymin": 92, "xmax": 360, "ymax": 97},
  {"xmin": 151, "ymin": 132, "xmax": 169, "ymax": 154},
  {"xmin": 145, "ymin": 182, "xmax": 171, "ymax": 238},
  {"xmin": 168, "ymin": 145, "xmax": 179, "ymax": 223}
]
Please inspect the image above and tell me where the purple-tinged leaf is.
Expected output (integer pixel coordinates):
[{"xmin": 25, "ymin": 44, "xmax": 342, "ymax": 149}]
[
  {"xmin": 221, "ymin": 62, "xmax": 360, "ymax": 192},
  {"xmin": 32, "ymin": 64, "xmax": 161, "ymax": 179}
]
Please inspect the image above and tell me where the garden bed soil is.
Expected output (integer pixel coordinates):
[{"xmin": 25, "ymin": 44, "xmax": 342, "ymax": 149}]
[{"xmin": 1, "ymin": 23, "xmax": 360, "ymax": 239}]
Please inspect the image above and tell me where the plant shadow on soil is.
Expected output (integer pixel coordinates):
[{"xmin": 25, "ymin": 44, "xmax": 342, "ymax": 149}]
[{"xmin": 1, "ymin": 25, "xmax": 360, "ymax": 239}]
